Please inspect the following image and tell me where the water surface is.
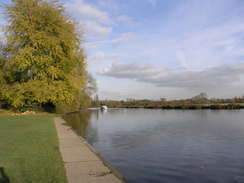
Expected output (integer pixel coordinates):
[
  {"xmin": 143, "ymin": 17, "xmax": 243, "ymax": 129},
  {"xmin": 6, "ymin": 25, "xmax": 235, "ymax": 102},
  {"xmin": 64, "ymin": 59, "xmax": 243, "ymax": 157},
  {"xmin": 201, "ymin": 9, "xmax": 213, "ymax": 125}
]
[{"xmin": 63, "ymin": 109, "xmax": 244, "ymax": 183}]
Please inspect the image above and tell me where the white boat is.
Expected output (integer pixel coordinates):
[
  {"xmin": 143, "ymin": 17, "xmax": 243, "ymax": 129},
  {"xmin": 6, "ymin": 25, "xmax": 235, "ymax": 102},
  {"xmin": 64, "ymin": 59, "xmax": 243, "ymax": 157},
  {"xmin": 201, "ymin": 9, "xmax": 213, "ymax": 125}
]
[{"xmin": 100, "ymin": 105, "xmax": 107, "ymax": 110}]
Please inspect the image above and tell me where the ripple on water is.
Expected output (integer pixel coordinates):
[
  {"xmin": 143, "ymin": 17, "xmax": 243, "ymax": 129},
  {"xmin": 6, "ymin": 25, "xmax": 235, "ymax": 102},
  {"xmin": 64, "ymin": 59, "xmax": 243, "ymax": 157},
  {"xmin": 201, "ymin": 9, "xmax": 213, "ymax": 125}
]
[{"xmin": 64, "ymin": 109, "xmax": 244, "ymax": 183}]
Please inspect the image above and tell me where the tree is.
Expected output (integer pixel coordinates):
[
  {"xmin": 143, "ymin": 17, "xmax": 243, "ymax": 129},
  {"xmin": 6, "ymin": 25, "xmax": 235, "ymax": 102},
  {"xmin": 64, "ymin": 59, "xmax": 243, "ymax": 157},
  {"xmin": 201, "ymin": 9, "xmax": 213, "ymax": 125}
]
[
  {"xmin": 0, "ymin": 0, "xmax": 92, "ymax": 112},
  {"xmin": 85, "ymin": 72, "xmax": 98, "ymax": 97},
  {"xmin": 191, "ymin": 93, "xmax": 208, "ymax": 104}
]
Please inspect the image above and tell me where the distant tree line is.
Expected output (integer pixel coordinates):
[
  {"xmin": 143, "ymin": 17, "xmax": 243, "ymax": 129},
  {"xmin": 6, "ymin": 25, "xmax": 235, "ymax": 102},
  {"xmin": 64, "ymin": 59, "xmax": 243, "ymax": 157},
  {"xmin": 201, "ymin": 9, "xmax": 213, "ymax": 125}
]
[{"xmin": 91, "ymin": 93, "xmax": 244, "ymax": 110}]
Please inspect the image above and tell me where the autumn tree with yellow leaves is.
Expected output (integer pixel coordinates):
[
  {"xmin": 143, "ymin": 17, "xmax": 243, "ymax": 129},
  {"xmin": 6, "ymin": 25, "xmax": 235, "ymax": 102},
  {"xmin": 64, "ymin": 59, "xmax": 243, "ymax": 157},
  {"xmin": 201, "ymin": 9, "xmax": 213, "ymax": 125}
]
[{"xmin": 0, "ymin": 0, "xmax": 95, "ymax": 112}]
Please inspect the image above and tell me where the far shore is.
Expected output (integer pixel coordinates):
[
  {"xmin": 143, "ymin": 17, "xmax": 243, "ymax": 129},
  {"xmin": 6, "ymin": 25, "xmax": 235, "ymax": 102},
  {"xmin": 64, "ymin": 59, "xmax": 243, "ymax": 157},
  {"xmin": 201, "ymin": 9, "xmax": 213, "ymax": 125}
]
[
  {"xmin": 124, "ymin": 103, "xmax": 244, "ymax": 110},
  {"xmin": 90, "ymin": 103, "xmax": 244, "ymax": 110}
]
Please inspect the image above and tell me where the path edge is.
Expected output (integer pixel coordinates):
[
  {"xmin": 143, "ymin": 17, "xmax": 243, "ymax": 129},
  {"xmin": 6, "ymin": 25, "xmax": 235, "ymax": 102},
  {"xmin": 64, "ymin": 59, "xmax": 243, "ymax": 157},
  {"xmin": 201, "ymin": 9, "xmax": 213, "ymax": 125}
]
[{"xmin": 57, "ymin": 116, "xmax": 129, "ymax": 183}]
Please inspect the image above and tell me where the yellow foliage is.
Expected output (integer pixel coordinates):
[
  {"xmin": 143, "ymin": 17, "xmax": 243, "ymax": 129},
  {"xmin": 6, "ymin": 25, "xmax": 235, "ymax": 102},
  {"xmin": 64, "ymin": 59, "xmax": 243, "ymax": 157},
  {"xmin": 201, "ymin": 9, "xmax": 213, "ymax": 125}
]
[{"xmin": 0, "ymin": 0, "xmax": 93, "ymax": 113}]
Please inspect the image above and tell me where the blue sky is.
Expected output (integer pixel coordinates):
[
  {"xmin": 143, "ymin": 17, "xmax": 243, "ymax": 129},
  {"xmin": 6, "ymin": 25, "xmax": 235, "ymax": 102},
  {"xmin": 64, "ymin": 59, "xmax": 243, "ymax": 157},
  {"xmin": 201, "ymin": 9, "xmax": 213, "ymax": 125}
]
[{"xmin": 1, "ymin": 0, "xmax": 244, "ymax": 100}]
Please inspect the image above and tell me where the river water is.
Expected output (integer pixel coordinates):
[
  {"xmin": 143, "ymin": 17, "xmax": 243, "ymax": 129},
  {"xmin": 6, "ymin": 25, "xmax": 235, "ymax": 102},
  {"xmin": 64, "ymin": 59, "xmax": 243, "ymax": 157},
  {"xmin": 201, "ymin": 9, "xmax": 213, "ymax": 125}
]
[{"xmin": 63, "ymin": 109, "xmax": 244, "ymax": 183}]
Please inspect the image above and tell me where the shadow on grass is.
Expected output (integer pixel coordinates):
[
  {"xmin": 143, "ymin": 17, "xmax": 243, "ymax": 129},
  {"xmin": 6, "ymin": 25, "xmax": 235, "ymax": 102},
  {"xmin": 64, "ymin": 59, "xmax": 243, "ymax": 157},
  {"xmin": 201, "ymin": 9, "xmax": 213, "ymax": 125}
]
[{"xmin": 0, "ymin": 167, "xmax": 10, "ymax": 183}]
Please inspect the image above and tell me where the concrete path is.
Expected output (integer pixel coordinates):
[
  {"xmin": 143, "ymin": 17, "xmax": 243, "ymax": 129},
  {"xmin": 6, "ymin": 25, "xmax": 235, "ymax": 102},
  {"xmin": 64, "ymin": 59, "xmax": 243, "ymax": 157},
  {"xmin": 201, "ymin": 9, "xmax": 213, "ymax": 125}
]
[{"xmin": 54, "ymin": 117, "xmax": 123, "ymax": 183}]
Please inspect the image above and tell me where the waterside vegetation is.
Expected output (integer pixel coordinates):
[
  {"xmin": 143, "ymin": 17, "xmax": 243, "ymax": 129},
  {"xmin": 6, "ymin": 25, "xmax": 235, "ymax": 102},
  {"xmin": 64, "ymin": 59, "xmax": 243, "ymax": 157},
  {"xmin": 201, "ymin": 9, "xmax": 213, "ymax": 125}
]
[{"xmin": 92, "ymin": 93, "xmax": 244, "ymax": 110}]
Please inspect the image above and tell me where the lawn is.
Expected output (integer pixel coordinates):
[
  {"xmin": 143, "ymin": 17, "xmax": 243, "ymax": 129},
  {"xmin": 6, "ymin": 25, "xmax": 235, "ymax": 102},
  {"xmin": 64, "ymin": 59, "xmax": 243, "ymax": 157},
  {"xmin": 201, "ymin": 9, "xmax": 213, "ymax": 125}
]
[{"xmin": 0, "ymin": 115, "xmax": 67, "ymax": 183}]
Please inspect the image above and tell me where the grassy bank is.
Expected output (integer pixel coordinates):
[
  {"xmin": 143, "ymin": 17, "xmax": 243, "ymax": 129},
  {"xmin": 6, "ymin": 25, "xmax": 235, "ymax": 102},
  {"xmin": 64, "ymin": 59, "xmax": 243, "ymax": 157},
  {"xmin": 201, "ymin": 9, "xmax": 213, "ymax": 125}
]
[{"xmin": 0, "ymin": 115, "xmax": 67, "ymax": 183}]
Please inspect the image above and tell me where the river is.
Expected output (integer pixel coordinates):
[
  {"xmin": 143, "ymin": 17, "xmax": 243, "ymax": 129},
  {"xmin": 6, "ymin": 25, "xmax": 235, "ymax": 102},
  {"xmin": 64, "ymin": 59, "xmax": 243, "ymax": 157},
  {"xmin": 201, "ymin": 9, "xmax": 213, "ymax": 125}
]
[{"xmin": 63, "ymin": 109, "xmax": 244, "ymax": 183}]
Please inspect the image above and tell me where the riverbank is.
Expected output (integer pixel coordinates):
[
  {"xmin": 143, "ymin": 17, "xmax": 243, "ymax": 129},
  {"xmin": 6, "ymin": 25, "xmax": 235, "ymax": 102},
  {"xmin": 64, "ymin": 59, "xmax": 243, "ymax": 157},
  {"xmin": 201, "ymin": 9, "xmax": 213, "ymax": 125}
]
[
  {"xmin": 126, "ymin": 103, "xmax": 244, "ymax": 109},
  {"xmin": 54, "ymin": 117, "xmax": 126, "ymax": 183},
  {"xmin": 95, "ymin": 103, "xmax": 244, "ymax": 109},
  {"xmin": 0, "ymin": 115, "xmax": 67, "ymax": 183}
]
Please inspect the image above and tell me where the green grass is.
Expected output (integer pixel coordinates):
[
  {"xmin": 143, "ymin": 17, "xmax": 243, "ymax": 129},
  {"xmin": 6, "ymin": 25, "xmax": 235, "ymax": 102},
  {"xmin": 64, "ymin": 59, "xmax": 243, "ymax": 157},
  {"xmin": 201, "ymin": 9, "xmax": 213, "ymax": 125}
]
[
  {"xmin": 238, "ymin": 103, "xmax": 244, "ymax": 107},
  {"xmin": 0, "ymin": 115, "xmax": 67, "ymax": 183}
]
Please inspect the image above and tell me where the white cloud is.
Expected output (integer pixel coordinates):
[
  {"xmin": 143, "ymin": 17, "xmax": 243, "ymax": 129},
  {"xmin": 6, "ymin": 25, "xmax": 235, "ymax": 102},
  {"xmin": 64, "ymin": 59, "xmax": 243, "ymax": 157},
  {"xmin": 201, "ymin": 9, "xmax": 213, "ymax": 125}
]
[
  {"xmin": 90, "ymin": 52, "xmax": 120, "ymax": 60},
  {"xmin": 113, "ymin": 33, "xmax": 137, "ymax": 45},
  {"xmin": 98, "ymin": 62, "xmax": 164, "ymax": 77},
  {"xmin": 65, "ymin": 0, "xmax": 113, "ymax": 25},
  {"xmin": 84, "ymin": 21, "xmax": 112, "ymax": 39},
  {"xmin": 115, "ymin": 15, "xmax": 138, "ymax": 29},
  {"xmin": 98, "ymin": 0, "xmax": 120, "ymax": 11}
]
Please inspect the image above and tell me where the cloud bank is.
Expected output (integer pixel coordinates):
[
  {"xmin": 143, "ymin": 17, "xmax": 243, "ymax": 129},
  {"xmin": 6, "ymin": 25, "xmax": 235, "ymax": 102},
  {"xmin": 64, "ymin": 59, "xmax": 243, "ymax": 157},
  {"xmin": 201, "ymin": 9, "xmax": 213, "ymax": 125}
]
[{"xmin": 98, "ymin": 62, "xmax": 244, "ymax": 92}]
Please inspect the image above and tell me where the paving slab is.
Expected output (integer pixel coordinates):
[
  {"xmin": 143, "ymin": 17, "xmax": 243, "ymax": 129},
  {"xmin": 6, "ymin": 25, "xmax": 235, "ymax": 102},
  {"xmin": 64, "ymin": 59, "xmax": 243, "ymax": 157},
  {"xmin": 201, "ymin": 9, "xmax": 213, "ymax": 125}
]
[
  {"xmin": 61, "ymin": 146, "xmax": 101, "ymax": 162},
  {"xmin": 65, "ymin": 161, "xmax": 120, "ymax": 183},
  {"xmin": 54, "ymin": 117, "xmax": 124, "ymax": 183},
  {"xmin": 59, "ymin": 138, "xmax": 85, "ymax": 148}
]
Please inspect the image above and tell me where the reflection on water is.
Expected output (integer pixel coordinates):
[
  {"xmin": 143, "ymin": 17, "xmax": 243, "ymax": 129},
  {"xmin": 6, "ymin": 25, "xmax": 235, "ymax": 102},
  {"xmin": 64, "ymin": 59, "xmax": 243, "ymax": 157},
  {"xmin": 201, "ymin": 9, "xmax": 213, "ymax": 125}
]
[
  {"xmin": 63, "ymin": 111, "xmax": 98, "ymax": 143},
  {"xmin": 63, "ymin": 109, "xmax": 244, "ymax": 183}
]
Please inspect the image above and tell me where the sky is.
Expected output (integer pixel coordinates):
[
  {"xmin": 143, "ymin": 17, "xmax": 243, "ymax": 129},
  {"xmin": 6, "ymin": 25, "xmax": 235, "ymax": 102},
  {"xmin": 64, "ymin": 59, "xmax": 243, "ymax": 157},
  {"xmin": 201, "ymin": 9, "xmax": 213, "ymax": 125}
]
[{"xmin": 0, "ymin": 0, "xmax": 244, "ymax": 101}]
